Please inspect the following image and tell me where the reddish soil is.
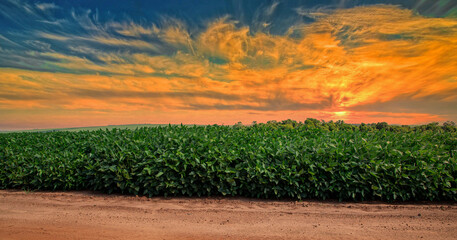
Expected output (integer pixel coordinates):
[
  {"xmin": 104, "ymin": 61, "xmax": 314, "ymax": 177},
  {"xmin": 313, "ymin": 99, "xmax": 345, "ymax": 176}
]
[{"xmin": 1, "ymin": 190, "xmax": 456, "ymax": 240}]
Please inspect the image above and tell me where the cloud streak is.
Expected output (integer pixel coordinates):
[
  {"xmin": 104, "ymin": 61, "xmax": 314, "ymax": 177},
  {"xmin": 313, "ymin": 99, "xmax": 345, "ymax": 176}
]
[{"xmin": 0, "ymin": 1, "xmax": 457, "ymax": 129}]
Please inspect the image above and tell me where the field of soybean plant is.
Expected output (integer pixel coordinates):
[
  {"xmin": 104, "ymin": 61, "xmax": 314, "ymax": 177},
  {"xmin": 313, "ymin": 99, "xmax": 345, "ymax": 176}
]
[{"xmin": 1, "ymin": 119, "xmax": 456, "ymax": 202}]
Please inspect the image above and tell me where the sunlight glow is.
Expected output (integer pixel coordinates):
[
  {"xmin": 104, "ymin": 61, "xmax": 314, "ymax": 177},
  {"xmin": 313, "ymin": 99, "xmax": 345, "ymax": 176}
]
[{"xmin": 0, "ymin": 2, "xmax": 456, "ymax": 129}]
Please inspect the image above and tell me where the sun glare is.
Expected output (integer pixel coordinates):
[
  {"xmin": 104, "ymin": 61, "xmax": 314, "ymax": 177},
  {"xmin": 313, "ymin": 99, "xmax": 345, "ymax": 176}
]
[{"xmin": 334, "ymin": 111, "xmax": 348, "ymax": 117}]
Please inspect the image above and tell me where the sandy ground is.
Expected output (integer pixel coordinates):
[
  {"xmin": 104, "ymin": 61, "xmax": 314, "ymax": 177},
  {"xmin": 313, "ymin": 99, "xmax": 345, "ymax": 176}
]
[{"xmin": 0, "ymin": 190, "xmax": 456, "ymax": 240}]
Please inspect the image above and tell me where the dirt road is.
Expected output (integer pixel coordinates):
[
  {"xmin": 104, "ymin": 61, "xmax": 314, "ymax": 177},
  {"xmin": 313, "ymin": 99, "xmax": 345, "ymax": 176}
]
[{"xmin": 0, "ymin": 190, "xmax": 456, "ymax": 240}]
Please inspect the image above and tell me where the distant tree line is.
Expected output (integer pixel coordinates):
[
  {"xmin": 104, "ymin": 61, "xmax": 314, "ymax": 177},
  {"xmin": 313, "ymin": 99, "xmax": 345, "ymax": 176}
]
[{"xmin": 233, "ymin": 119, "xmax": 457, "ymax": 132}]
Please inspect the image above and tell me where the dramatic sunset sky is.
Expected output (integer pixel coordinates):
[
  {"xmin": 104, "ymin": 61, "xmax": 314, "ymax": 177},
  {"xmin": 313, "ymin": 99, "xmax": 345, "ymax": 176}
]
[{"xmin": 1, "ymin": 0, "xmax": 457, "ymax": 130}]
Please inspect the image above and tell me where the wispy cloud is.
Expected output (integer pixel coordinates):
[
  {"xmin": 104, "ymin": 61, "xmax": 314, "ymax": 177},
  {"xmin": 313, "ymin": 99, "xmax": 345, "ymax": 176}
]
[
  {"xmin": 35, "ymin": 2, "xmax": 59, "ymax": 11},
  {"xmin": 0, "ymin": 1, "xmax": 457, "ymax": 129}
]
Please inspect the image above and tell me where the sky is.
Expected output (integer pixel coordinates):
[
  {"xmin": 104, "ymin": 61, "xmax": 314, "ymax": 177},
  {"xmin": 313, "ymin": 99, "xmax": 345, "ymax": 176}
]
[{"xmin": 1, "ymin": 0, "xmax": 457, "ymax": 130}]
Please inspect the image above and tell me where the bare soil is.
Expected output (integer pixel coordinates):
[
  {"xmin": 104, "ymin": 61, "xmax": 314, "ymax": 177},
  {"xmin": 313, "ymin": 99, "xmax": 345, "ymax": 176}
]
[{"xmin": 1, "ymin": 190, "xmax": 456, "ymax": 240}]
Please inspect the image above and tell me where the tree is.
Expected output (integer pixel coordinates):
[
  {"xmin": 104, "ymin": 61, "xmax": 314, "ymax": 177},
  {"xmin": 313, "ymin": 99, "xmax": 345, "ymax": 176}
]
[
  {"xmin": 443, "ymin": 121, "xmax": 456, "ymax": 132},
  {"xmin": 376, "ymin": 122, "xmax": 389, "ymax": 130},
  {"xmin": 425, "ymin": 122, "xmax": 440, "ymax": 131},
  {"xmin": 443, "ymin": 121, "xmax": 456, "ymax": 127}
]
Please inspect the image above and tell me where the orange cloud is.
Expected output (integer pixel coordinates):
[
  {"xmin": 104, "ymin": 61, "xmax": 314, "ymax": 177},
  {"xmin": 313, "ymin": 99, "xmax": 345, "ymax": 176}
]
[{"xmin": 1, "ymin": 5, "xmax": 457, "ymax": 129}]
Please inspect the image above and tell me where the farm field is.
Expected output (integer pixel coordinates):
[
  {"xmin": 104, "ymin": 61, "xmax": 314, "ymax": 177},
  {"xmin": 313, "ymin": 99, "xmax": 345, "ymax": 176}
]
[
  {"xmin": 1, "ymin": 120, "xmax": 456, "ymax": 202},
  {"xmin": 2, "ymin": 0, "xmax": 457, "ymax": 239},
  {"xmin": 0, "ymin": 124, "xmax": 171, "ymax": 133},
  {"xmin": 1, "ymin": 121, "xmax": 456, "ymax": 239}
]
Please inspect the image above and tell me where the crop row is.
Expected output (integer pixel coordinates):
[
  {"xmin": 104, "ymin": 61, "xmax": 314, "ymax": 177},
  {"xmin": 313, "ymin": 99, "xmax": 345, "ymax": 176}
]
[{"xmin": 1, "ymin": 124, "xmax": 456, "ymax": 201}]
